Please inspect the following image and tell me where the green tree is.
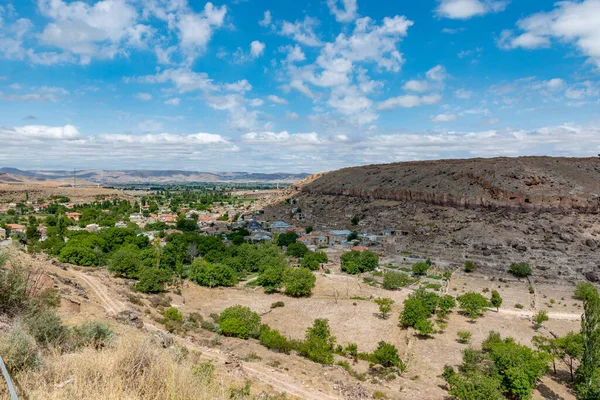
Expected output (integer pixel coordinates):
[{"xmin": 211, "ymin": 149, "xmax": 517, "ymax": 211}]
[
  {"xmin": 163, "ymin": 307, "xmax": 183, "ymax": 321},
  {"xmin": 135, "ymin": 268, "xmax": 171, "ymax": 293},
  {"xmin": 219, "ymin": 305, "xmax": 261, "ymax": 339},
  {"xmin": 374, "ymin": 298, "xmax": 394, "ymax": 319},
  {"xmin": 457, "ymin": 292, "xmax": 489, "ymax": 321},
  {"xmin": 490, "ymin": 290, "xmax": 503, "ymax": 312},
  {"xmin": 555, "ymin": 332, "xmax": 583, "ymax": 382},
  {"xmin": 190, "ymin": 259, "xmax": 236, "ymax": 288},
  {"xmin": 438, "ymin": 295, "xmax": 457, "ymax": 318},
  {"xmin": 257, "ymin": 263, "xmax": 286, "ymax": 293},
  {"xmin": 108, "ymin": 245, "xmax": 142, "ymax": 278},
  {"xmin": 400, "ymin": 298, "xmax": 430, "ymax": 328},
  {"xmin": 509, "ymin": 262, "xmax": 531, "ymax": 277},
  {"xmin": 464, "ymin": 261, "xmax": 477, "ymax": 273},
  {"xmin": 577, "ymin": 284, "xmax": 600, "ymax": 399},
  {"xmin": 412, "ymin": 262, "xmax": 429, "ymax": 276},
  {"xmin": 414, "ymin": 318, "xmax": 436, "ymax": 337},
  {"xmin": 533, "ymin": 310, "xmax": 549, "ymax": 329},
  {"xmin": 286, "ymin": 242, "xmax": 310, "ymax": 258},
  {"xmin": 283, "ymin": 267, "xmax": 316, "ymax": 297},
  {"xmin": 276, "ymin": 232, "xmax": 299, "ymax": 247},
  {"xmin": 259, "ymin": 326, "xmax": 292, "ymax": 354},
  {"xmin": 575, "ymin": 282, "xmax": 598, "ymax": 301}
]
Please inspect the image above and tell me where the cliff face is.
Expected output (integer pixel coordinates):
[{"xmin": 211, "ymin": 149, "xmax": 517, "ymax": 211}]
[{"xmin": 298, "ymin": 157, "xmax": 600, "ymax": 212}]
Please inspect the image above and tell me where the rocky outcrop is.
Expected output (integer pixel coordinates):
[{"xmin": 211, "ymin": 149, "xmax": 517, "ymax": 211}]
[{"xmin": 298, "ymin": 157, "xmax": 600, "ymax": 213}]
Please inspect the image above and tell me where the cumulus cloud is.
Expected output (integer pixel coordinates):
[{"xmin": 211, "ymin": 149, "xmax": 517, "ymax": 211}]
[
  {"xmin": 431, "ymin": 113, "xmax": 457, "ymax": 123},
  {"xmin": 259, "ymin": 10, "xmax": 271, "ymax": 27},
  {"xmin": 250, "ymin": 40, "xmax": 265, "ymax": 58},
  {"xmin": 455, "ymin": 88, "xmax": 473, "ymax": 99},
  {"xmin": 326, "ymin": 0, "xmax": 358, "ymax": 23},
  {"xmin": 165, "ymin": 98, "xmax": 180, "ymax": 106},
  {"xmin": 497, "ymin": 0, "xmax": 600, "ymax": 67},
  {"xmin": 377, "ymin": 94, "xmax": 442, "ymax": 110},
  {"xmin": 280, "ymin": 16, "xmax": 322, "ymax": 47},
  {"xmin": 435, "ymin": 0, "xmax": 509, "ymax": 20}
]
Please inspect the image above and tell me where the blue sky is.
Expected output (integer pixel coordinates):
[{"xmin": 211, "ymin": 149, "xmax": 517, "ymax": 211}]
[{"xmin": 1, "ymin": 0, "xmax": 600, "ymax": 172}]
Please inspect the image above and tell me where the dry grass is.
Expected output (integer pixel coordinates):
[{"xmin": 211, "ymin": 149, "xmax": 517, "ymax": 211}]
[{"xmin": 4, "ymin": 334, "xmax": 230, "ymax": 400}]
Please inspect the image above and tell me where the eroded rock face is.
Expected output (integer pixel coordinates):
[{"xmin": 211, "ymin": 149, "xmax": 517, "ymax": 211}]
[{"xmin": 297, "ymin": 157, "xmax": 600, "ymax": 213}]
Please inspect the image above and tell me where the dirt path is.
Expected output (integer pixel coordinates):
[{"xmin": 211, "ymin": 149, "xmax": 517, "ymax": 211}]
[
  {"xmin": 72, "ymin": 271, "xmax": 127, "ymax": 315},
  {"xmin": 72, "ymin": 270, "xmax": 342, "ymax": 400},
  {"xmin": 496, "ymin": 308, "xmax": 581, "ymax": 321}
]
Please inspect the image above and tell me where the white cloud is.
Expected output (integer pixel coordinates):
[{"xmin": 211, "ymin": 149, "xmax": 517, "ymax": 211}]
[
  {"xmin": 455, "ymin": 88, "xmax": 472, "ymax": 99},
  {"xmin": 426, "ymin": 65, "xmax": 447, "ymax": 82},
  {"xmin": 326, "ymin": 0, "xmax": 358, "ymax": 23},
  {"xmin": 243, "ymin": 131, "xmax": 321, "ymax": 145},
  {"xmin": 135, "ymin": 92, "xmax": 152, "ymax": 101},
  {"xmin": 0, "ymin": 90, "xmax": 59, "ymax": 102},
  {"xmin": 285, "ymin": 111, "xmax": 300, "ymax": 120},
  {"xmin": 498, "ymin": 1, "xmax": 600, "ymax": 67},
  {"xmin": 431, "ymin": 113, "xmax": 457, "ymax": 123},
  {"xmin": 224, "ymin": 79, "xmax": 252, "ymax": 92},
  {"xmin": 280, "ymin": 16, "xmax": 322, "ymax": 47},
  {"xmin": 268, "ymin": 94, "xmax": 288, "ymax": 104},
  {"xmin": 249, "ymin": 98, "xmax": 264, "ymax": 107},
  {"xmin": 403, "ymin": 65, "xmax": 447, "ymax": 92},
  {"xmin": 403, "ymin": 80, "xmax": 430, "ymax": 93},
  {"xmin": 377, "ymin": 94, "xmax": 442, "ymax": 110},
  {"xmin": 165, "ymin": 98, "xmax": 180, "ymax": 106},
  {"xmin": 281, "ymin": 44, "xmax": 306, "ymax": 63},
  {"xmin": 177, "ymin": 2, "xmax": 227, "ymax": 60},
  {"xmin": 12, "ymin": 124, "xmax": 80, "ymax": 139},
  {"xmin": 250, "ymin": 40, "xmax": 265, "ymax": 58},
  {"xmin": 130, "ymin": 68, "xmax": 217, "ymax": 93},
  {"xmin": 435, "ymin": 0, "xmax": 509, "ymax": 20},
  {"xmin": 259, "ymin": 10, "xmax": 271, "ymax": 27}
]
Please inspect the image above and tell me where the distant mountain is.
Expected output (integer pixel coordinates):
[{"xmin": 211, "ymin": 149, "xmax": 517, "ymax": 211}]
[{"xmin": 0, "ymin": 168, "xmax": 309, "ymax": 184}]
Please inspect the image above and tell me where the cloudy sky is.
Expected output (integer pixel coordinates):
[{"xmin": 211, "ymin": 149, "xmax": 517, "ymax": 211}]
[{"xmin": 1, "ymin": 0, "xmax": 600, "ymax": 172}]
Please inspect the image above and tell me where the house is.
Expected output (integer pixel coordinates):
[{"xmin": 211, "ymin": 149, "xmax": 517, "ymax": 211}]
[
  {"xmin": 115, "ymin": 221, "xmax": 128, "ymax": 228},
  {"xmin": 301, "ymin": 232, "xmax": 329, "ymax": 247},
  {"xmin": 248, "ymin": 220, "xmax": 261, "ymax": 231},
  {"xmin": 6, "ymin": 224, "xmax": 26, "ymax": 234},
  {"xmin": 247, "ymin": 232, "xmax": 273, "ymax": 242},
  {"xmin": 271, "ymin": 220, "xmax": 290, "ymax": 233},
  {"xmin": 85, "ymin": 224, "xmax": 100, "ymax": 232},
  {"xmin": 328, "ymin": 230, "xmax": 352, "ymax": 244},
  {"xmin": 0, "ymin": 227, "xmax": 6, "ymax": 240},
  {"xmin": 351, "ymin": 246, "xmax": 368, "ymax": 252},
  {"xmin": 129, "ymin": 213, "xmax": 144, "ymax": 223},
  {"xmin": 65, "ymin": 212, "xmax": 82, "ymax": 221}
]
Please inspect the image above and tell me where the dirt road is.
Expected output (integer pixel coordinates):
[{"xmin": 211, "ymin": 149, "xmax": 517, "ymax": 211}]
[{"xmin": 496, "ymin": 308, "xmax": 581, "ymax": 321}]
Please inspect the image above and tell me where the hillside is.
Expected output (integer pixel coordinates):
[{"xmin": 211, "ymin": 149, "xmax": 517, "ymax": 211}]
[
  {"xmin": 265, "ymin": 157, "xmax": 600, "ymax": 281},
  {"xmin": 0, "ymin": 168, "xmax": 309, "ymax": 184},
  {"xmin": 296, "ymin": 157, "xmax": 600, "ymax": 212}
]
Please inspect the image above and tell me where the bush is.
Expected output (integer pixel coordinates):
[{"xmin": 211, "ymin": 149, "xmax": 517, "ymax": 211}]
[
  {"xmin": 259, "ymin": 326, "xmax": 292, "ymax": 353},
  {"xmin": 164, "ymin": 307, "xmax": 183, "ymax": 321},
  {"xmin": 414, "ymin": 318, "xmax": 435, "ymax": 336},
  {"xmin": 299, "ymin": 319, "xmax": 336, "ymax": 365},
  {"xmin": 257, "ymin": 263, "xmax": 285, "ymax": 293},
  {"xmin": 400, "ymin": 298, "xmax": 430, "ymax": 328},
  {"xmin": 72, "ymin": 321, "xmax": 113, "ymax": 349},
  {"xmin": 136, "ymin": 268, "xmax": 172, "ymax": 293},
  {"xmin": 412, "ymin": 262, "xmax": 429, "ymax": 276},
  {"xmin": 190, "ymin": 259, "xmax": 236, "ymax": 288},
  {"xmin": 374, "ymin": 298, "xmax": 394, "ymax": 319},
  {"xmin": 382, "ymin": 271, "xmax": 413, "ymax": 290},
  {"xmin": 270, "ymin": 301, "xmax": 285, "ymax": 309},
  {"xmin": 533, "ymin": 310, "xmax": 549, "ymax": 328},
  {"xmin": 25, "ymin": 309, "xmax": 70, "ymax": 348},
  {"xmin": 276, "ymin": 232, "xmax": 299, "ymax": 247},
  {"xmin": 283, "ymin": 267, "xmax": 316, "ymax": 297},
  {"xmin": 457, "ymin": 330, "xmax": 472, "ymax": 344},
  {"xmin": 0, "ymin": 266, "xmax": 30, "ymax": 316},
  {"xmin": 371, "ymin": 341, "xmax": 403, "ymax": 368},
  {"xmin": 219, "ymin": 305, "xmax": 261, "ymax": 339},
  {"xmin": 574, "ymin": 282, "xmax": 598, "ymax": 301},
  {"xmin": 340, "ymin": 250, "xmax": 379, "ymax": 274},
  {"xmin": 509, "ymin": 262, "xmax": 531, "ymax": 277},
  {"xmin": 0, "ymin": 324, "xmax": 40, "ymax": 374},
  {"xmin": 464, "ymin": 261, "xmax": 477, "ymax": 273}
]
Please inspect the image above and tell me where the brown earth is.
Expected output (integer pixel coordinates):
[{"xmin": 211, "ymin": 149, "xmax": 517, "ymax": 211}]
[{"xmin": 265, "ymin": 157, "xmax": 600, "ymax": 283}]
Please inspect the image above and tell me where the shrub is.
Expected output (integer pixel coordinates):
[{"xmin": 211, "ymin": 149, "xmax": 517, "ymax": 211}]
[
  {"xmin": 25, "ymin": 309, "xmax": 70, "ymax": 348},
  {"xmin": 371, "ymin": 341, "xmax": 403, "ymax": 368},
  {"xmin": 412, "ymin": 262, "xmax": 429, "ymax": 276},
  {"xmin": 259, "ymin": 326, "xmax": 292, "ymax": 353},
  {"xmin": 438, "ymin": 295, "xmax": 457, "ymax": 317},
  {"xmin": 283, "ymin": 267, "xmax": 316, "ymax": 297},
  {"xmin": 382, "ymin": 271, "xmax": 413, "ymax": 290},
  {"xmin": 276, "ymin": 232, "xmax": 299, "ymax": 247},
  {"xmin": 72, "ymin": 321, "xmax": 114, "ymax": 349},
  {"xmin": 299, "ymin": 319, "xmax": 336, "ymax": 365},
  {"xmin": 340, "ymin": 250, "xmax": 379, "ymax": 274},
  {"xmin": 574, "ymin": 282, "xmax": 598, "ymax": 301},
  {"xmin": 0, "ymin": 324, "xmax": 41, "ymax": 374},
  {"xmin": 400, "ymin": 298, "xmax": 430, "ymax": 328},
  {"xmin": 136, "ymin": 268, "xmax": 172, "ymax": 293},
  {"xmin": 490, "ymin": 290, "xmax": 503, "ymax": 311},
  {"xmin": 164, "ymin": 307, "xmax": 183, "ymax": 321},
  {"xmin": 414, "ymin": 318, "xmax": 435, "ymax": 336},
  {"xmin": 108, "ymin": 246, "xmax": 142, "ymax": 278},
  {"xmin": 270, "ymin": 301, "xmax": 285, "ymax": 309},
  {"xmin": 219, "ymin": 305, "xmax": 261, "ymax": 339},
  {"xmin": 464, "ymin": 261, "xmax": 477, "ymax": 273},
  {"xmin": 374, "ymin": 298, "xmax": 394, "ymax": 319},
  {"xmin": 509, "ymin": 262, "xmax": 531, "ymax": 277},
  {"xmin": 533, "ymin": 310, "xmax": 549, "ymax": 329},
  {"xmin": 457, "ymin": 330, "xmax": 472, "ymax": 344},
  {"xmin": 0, "ymin": 266, "xmax": 30, "ymax": 316}
]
